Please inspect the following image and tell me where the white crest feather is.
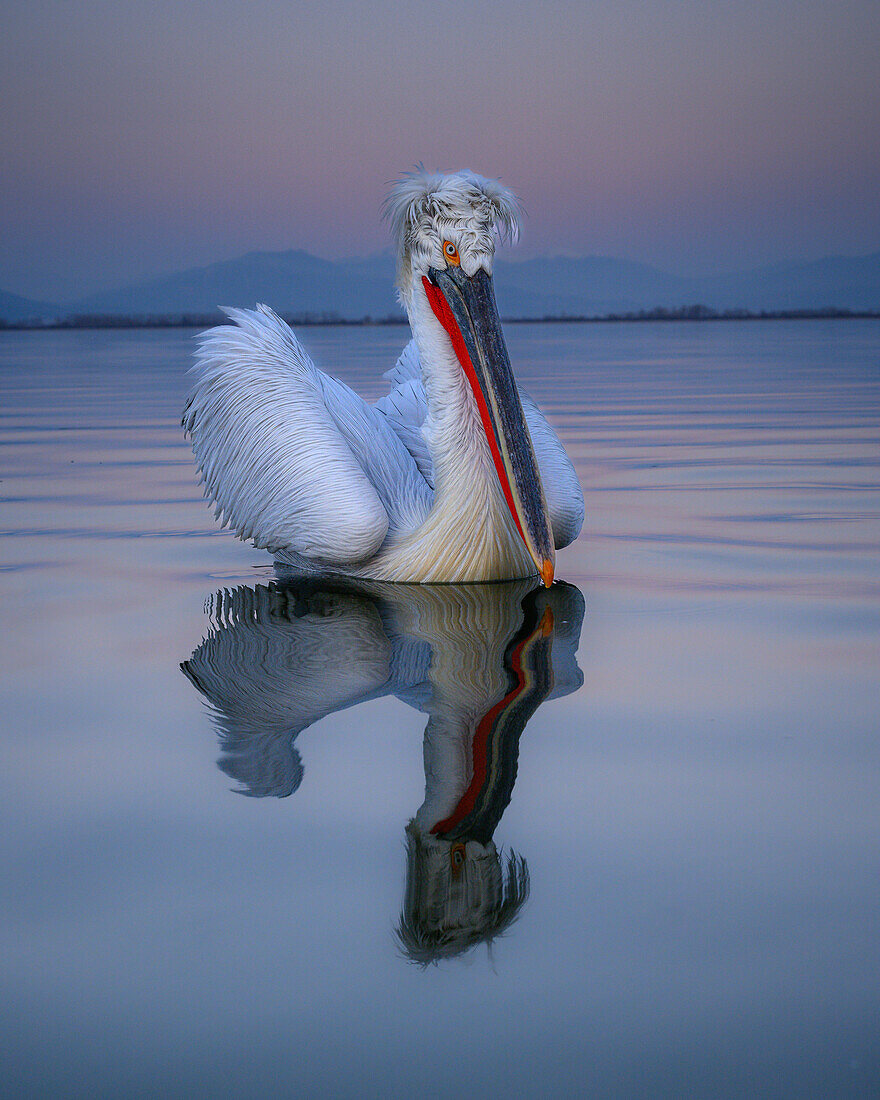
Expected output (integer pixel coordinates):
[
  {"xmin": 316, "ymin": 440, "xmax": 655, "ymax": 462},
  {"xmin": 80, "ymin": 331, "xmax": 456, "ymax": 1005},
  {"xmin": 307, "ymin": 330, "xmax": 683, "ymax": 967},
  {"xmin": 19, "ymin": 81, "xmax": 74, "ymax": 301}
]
[{"xmin": 383, "ymin": 167, "xmax": 524, "ymax": 300}]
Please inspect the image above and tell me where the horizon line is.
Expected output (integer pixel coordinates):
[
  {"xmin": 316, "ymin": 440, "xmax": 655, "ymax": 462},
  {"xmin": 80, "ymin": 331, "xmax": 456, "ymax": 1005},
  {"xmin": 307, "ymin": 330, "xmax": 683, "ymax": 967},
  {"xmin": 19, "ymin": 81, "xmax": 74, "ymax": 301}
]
[{"xmin": 3, "ymin": 243, "xmax": 880, "ymax": 309}]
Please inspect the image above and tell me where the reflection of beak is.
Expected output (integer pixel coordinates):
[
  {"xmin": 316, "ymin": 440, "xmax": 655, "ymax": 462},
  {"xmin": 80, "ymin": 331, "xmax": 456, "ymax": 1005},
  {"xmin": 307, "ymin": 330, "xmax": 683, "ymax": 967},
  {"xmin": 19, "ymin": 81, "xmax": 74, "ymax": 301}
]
[
  {"xmin": 422, "ymin": 267, "xmax": 555, "ymax": 585},
  {"xmin": 430, "ymin": 586, "xmax": 557, "ymax": 843}
]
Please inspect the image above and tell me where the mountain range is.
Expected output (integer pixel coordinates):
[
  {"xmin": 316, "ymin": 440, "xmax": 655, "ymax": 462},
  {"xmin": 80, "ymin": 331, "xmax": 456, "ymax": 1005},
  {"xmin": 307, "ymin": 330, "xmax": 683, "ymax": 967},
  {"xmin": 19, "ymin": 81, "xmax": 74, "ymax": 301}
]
[{"xmin": 2, "ymin": 248, "xmax": 880, "ymax": 323}]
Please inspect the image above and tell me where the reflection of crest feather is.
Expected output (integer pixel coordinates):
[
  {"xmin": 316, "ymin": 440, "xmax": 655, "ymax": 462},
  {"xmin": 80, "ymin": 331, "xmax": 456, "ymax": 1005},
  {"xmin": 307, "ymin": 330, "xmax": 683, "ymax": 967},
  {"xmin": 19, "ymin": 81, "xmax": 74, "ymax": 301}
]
[{"xmin": 396, "ymin": 824, "xmax": 530, "ymax": 966}]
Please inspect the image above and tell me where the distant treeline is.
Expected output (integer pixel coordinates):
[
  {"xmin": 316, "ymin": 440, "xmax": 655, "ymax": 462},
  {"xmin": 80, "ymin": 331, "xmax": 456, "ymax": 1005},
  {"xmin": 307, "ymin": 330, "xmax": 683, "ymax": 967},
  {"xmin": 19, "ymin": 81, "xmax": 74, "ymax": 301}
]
[
  {"xmin": 531, "ymin": 304, "xmax": 880, "ymax": 323},
  {"xmin": 534, "ymin": 304, "xmax": 880, "ymax": 323},
  {"xmin": 0, "ymin": 311, "xmax": 407, "ymax": 330},
  {"xmin": 2, "ymin": 304, "xmax": 879, "ymax": 330}
]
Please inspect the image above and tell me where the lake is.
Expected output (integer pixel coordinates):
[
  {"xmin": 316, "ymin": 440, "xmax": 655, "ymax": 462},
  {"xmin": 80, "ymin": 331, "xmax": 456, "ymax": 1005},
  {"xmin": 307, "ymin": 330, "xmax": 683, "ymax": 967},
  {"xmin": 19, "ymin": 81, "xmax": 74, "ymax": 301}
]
[{"xmin": 1, "ymin": 320, "xmax": 878, "ymax": 1098}]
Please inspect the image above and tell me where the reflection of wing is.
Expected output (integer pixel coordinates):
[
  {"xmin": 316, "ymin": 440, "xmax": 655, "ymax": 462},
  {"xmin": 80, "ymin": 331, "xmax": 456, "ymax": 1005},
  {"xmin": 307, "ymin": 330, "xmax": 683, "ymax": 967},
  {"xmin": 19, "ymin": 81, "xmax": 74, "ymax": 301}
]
[
  {"xmin": 374, "ymin": 341, "xmax": 583, "ymax": 548},
  {"xmin": 182, "ymin": 583, "xmax": 428, "ymax": 796},
  {"xmin": 182, "ymin": 307, "xmax": 432, "ymax": 565},
  {"xmin": 540, "ymin": 582, "xmax": 586, "ymax": 700}
]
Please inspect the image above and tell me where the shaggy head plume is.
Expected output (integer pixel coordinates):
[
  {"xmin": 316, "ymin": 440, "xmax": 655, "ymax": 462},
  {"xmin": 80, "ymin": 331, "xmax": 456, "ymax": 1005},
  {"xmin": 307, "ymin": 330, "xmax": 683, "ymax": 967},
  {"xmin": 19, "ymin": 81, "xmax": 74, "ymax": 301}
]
[{"xmin": 383, "ymin": 167, "xmax": 524, "ymax": 301}]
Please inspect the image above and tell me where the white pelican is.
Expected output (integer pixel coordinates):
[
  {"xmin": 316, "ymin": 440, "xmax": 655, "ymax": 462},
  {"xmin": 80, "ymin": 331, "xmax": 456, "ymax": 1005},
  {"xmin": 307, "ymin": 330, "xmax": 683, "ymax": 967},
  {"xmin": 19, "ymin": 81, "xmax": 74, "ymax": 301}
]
[{"xmin": 183, "ymin": 169, "xmax": 584, "ymax": 584}]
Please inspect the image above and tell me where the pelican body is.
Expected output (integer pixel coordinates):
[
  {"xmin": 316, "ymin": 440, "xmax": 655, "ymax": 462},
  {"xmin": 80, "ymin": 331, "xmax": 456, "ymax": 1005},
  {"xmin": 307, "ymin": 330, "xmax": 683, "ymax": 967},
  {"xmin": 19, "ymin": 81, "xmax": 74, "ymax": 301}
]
[{"xmin": 183, "ymin": 170, "xmax": 584, "ymax": 584}]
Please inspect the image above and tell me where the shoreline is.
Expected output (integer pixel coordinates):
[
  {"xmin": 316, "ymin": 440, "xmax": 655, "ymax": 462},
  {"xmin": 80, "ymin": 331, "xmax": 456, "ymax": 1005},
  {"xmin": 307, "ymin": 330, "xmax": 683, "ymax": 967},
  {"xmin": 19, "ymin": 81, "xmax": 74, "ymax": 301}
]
[{"xmin": 2, "ymin": 307, "xmax": 879, "ymax": 331}]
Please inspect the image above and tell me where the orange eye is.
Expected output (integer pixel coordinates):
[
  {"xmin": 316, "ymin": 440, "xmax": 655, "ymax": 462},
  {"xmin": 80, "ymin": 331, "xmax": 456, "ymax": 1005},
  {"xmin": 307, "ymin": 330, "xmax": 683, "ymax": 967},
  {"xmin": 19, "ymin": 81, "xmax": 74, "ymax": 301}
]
[{"xmin": 442, "ymin": 240, "xmax": 460, "ymax": 266}]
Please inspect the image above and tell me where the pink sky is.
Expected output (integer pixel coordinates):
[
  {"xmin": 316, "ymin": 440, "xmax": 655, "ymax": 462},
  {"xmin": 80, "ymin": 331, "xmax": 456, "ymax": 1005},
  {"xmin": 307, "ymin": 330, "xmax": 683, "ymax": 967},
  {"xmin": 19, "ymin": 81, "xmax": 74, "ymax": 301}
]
[{"xmin": 2, "ymin": 0, "xmax": 879, "ymax": 299}]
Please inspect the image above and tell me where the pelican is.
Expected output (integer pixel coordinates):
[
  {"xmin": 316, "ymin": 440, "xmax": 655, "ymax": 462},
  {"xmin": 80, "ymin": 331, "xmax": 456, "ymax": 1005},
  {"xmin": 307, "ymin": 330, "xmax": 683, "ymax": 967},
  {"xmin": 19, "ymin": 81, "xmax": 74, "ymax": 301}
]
[{"xmin": 183, "ymin": 169, "xmax": 584, "ymax": 584}]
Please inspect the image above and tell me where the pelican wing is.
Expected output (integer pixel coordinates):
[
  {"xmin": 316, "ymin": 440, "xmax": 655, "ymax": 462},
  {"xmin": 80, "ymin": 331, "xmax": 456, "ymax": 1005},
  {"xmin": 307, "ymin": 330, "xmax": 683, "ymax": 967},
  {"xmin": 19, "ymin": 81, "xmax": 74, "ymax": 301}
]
[
  {"xmin": 518, "ymin": 391, "xmax": 584, "ymax": 549},
  {"xmin": 183, "ymin": 307, "xmax": 431, "ymax": 564},
  {"xmin": 375, "ymin": 341, "xmax": 584, "ymax": 549},
  {"xmin": 375, "ymin": 341, "xmax": 433, "ymax": 487}
]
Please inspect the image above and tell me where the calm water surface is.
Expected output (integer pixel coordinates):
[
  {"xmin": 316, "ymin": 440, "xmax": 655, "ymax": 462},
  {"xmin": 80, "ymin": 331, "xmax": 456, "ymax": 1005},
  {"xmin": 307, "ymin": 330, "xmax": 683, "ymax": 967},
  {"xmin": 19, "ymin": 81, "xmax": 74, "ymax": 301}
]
[{"xmin": 1, "ymin": 321, "xmax": 879, "ymax": 1097}]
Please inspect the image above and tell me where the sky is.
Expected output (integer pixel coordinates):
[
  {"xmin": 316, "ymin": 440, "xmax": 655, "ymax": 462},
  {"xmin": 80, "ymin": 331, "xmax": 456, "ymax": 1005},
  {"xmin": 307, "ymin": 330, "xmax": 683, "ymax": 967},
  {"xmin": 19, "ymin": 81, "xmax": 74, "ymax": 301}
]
[{"xmin": 1, "ymin": 0, "xmax": 879, "ymax": 301}]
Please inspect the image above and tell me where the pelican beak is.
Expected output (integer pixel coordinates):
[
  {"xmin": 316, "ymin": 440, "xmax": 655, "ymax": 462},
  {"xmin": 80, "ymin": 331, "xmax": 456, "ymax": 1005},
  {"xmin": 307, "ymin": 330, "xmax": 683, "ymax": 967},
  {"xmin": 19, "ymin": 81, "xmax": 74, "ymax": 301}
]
[{"xmin": 423, "ymin": 266, "xmax": 555, "ymax": 585}]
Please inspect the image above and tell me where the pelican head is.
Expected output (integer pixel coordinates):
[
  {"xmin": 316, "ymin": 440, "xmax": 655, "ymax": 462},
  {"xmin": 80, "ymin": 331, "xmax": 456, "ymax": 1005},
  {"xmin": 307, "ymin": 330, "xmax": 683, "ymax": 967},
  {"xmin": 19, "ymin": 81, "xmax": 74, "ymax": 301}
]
[{"xmin": 385, "ymin": 169, "xmax": 555, "ymax": 586}]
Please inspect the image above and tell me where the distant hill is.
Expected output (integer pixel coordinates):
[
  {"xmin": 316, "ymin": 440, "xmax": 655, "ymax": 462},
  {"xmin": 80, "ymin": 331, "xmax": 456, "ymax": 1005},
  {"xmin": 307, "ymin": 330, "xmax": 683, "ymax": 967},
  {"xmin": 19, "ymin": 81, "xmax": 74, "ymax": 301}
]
[
  {"xmin": 694, "ymin": 252, "xmax": 880, "ymax": 312},
  {"xmin": 0, "ymin": 288, "xmax": 59, "ymax": 322},
  {"xmin": 67, "ymin": 250, "xmax": 403, "ymax": 320},
  {"xmin": 2, "ymin": 248, "xmax": 879, "ymax": 323},
  {"xmin": 498, "ymin": 251, "xmax": 880, "ymax": 314}
]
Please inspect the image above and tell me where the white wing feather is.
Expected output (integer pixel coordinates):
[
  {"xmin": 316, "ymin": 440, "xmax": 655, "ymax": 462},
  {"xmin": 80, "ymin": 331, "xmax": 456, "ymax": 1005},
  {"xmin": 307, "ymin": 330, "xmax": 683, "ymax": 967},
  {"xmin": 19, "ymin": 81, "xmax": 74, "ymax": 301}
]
[
  {"xmin": 375, "ymin": 341, "xmax": 433, "ymax": 487},
  {"xmin": 317, "ymin": 369, "xmax": 432, "ymax": 535},
  {"xmin": 183, "ymin": 306, "xmax": 430, "ymax": 564}
]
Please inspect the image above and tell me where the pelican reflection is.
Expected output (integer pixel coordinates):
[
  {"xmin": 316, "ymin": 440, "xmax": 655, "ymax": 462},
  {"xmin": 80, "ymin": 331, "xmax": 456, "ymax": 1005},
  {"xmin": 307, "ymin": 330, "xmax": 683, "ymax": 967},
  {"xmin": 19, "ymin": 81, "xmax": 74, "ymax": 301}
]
[{"xmin": 182, "ymin": 577, "xmax": 584, "ymax": 961}]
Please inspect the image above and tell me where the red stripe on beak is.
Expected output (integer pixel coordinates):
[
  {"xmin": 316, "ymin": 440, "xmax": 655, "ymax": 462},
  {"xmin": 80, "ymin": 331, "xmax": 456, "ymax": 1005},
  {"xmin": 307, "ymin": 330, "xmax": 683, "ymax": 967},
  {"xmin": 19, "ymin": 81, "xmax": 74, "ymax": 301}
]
[{"xmin": 422, "ymin": 275, "xmax": 527, "ymax": 546}]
